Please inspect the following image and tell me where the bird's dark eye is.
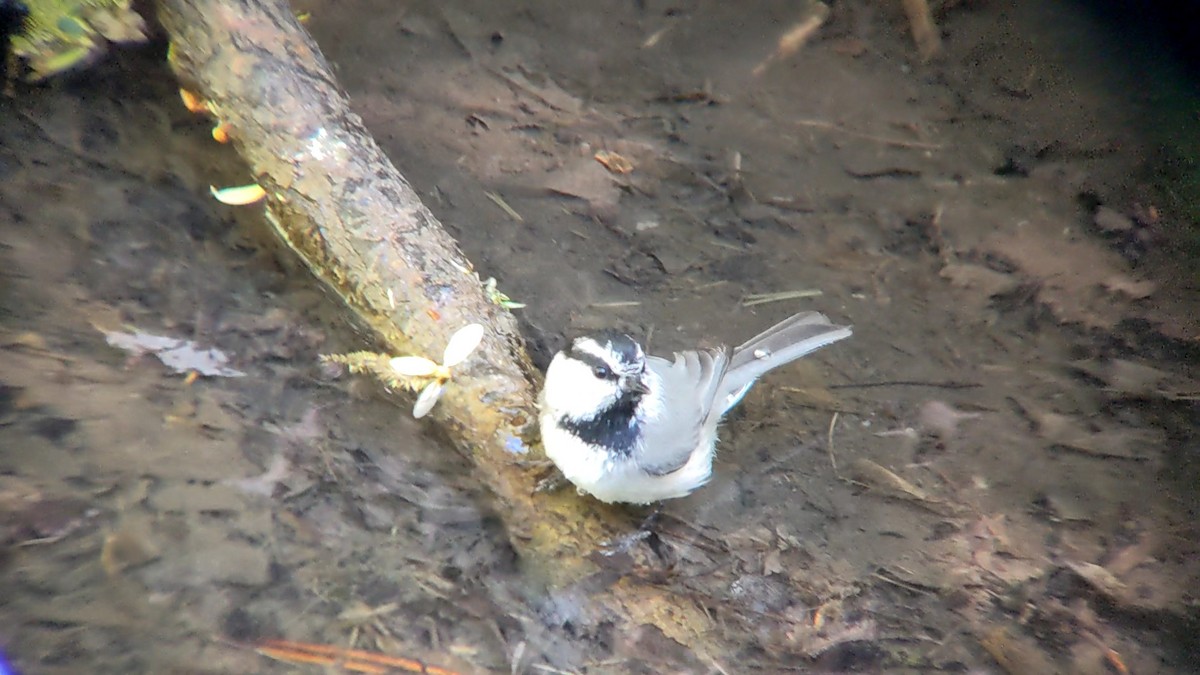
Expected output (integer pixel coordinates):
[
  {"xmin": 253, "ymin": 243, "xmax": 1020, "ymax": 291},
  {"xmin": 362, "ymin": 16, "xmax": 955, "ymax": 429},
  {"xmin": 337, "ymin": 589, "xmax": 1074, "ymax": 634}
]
[{"xmin": 592, "ymin": 365, "xmax": 613, "ymax": 380}]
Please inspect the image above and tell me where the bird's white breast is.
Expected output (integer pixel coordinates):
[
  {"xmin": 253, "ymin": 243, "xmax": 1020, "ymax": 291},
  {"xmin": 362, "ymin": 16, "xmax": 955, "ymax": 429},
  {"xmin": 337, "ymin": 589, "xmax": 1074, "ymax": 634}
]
[{"xmin": 539, "ymin": 405, "xmax": 718, "ymax": 504}]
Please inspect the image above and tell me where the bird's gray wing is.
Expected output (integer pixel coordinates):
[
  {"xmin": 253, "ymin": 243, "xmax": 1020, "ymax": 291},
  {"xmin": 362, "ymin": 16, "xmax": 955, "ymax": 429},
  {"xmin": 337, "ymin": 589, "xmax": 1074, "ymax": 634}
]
[{"xmin": 635, "ymin": 348, "xmax": 729, "ymax": 476}]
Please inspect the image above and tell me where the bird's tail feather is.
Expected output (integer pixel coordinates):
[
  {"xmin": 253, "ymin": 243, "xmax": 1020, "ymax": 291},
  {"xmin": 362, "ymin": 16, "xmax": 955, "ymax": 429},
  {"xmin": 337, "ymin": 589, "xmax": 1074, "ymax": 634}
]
[{"xmin": 720, "ymin": 312, "xmax": 851, "ymax": 411}]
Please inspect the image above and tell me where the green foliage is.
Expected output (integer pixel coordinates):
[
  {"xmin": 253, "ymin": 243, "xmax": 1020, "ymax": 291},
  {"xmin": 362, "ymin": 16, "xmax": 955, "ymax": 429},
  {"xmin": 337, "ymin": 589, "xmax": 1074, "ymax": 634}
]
[{"xmin": 11, "ymin": 0, "xmax": 147, "ymax": 80}]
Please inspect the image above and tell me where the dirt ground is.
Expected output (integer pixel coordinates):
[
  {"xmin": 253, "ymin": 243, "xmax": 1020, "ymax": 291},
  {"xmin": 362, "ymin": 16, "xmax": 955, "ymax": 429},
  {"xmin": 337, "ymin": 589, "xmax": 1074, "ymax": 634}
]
[{"xmin": 1, "ymin": 0, "xmax": 1198, "ymax": 672}]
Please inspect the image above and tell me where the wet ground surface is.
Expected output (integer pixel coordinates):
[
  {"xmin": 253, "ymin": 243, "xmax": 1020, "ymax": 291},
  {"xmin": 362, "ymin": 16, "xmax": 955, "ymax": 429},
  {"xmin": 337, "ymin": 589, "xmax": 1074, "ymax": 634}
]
[{"xmin": 1, "ymin": 1, "xmax": 1198, "ymax": 673}]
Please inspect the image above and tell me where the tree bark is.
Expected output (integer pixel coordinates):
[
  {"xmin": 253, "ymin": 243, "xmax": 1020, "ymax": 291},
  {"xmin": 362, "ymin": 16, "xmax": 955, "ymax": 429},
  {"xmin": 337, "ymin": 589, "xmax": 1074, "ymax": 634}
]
[{"xmin": 155, "ymin": 0, "xmax": 718, "ymax": 656}]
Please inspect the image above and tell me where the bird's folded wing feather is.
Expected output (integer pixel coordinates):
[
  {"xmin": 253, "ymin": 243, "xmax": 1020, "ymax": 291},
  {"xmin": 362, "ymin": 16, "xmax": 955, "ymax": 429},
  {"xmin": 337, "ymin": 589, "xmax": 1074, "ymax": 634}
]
[{"xmin": 635, "ymin": 349, "xmax": 729, "ymax": 476}]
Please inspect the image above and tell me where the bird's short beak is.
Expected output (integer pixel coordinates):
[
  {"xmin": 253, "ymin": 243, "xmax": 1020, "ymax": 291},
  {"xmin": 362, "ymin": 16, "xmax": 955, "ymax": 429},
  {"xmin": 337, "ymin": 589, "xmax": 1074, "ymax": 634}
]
[{"xmin": 619, "ymin": 376, "xmax": 649, "ymax": 395}]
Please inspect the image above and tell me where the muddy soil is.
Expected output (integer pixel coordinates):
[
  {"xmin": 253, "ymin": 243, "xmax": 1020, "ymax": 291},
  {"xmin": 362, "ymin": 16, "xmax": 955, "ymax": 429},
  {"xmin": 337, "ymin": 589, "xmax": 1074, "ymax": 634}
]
[{"xmin": 1, "ymin": 1, "xmax": 1198, "ymax": 673}]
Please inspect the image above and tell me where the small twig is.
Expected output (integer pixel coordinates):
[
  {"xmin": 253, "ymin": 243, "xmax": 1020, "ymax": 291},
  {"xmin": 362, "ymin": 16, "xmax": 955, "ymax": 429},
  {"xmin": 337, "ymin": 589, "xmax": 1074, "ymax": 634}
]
[
  {"xmin": 793, "ymin": 118, "xmax": 942, "ymax": 150},
  {"xmin": 600, "ymin": 528, "xmax": 653, "ymax": 557},
  {"xmin": 707, "ymin": 238, "xmax": 746, "ymax": 252},
  {"xmin": 872, "ymin": 568, "xmax": 935, "ymax": 595},
  {"xmin": 742, "ymin": 289, "xmax": 823, "ymax": 307},
  {"xmin": 826, "ymin": 412, "xmax": 841, "ymax": 479},
  {"xmin": 484, "ymin": 191, "xmax": 524, "ymax": 222},
  {"xmin": 656, "ymin": 512, "xmax": 731, "ymax": 555},
  {"xmin": 253, "ymin": 638, "xmax": 462, "ymax": 675},
  {"xmin": 691, "ymin": 279, "xmax": 729, "ymax": 291},
  {"xmin": 751, "ymin": 2, "xmax": 830, "ymax": 77},
  {"xmin": 641, "ymin": 23, "xmax": 676, "ymax": 49},
  {"xmin": 530, "ymin": 664, "xmax": 580, "ymax": 675},
  {"xmin": 830, "ymin": 380, "xmax": 981, "ymax": 390},
  {"xmin": 590, "ymin": 301, "xmax": 642, "ymax": 308}
]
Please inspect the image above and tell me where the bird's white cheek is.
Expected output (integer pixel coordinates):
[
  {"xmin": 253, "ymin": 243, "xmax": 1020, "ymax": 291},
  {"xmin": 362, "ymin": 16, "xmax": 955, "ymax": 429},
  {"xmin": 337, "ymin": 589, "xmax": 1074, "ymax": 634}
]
[{"xmin": 543, "ymin": 356, "xmax": 617, "ymax": 420}]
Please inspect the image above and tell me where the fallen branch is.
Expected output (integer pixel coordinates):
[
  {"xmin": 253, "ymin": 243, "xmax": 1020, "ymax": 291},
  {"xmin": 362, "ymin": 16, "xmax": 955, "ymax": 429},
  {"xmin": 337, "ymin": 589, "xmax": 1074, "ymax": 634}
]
[
  {"xmin": 155, "ymin": 0, "xmax": 719, "ymax": 656},
  {"xmin": 831, "ymin": 379, "xmax": 980, "ymax": 390}
]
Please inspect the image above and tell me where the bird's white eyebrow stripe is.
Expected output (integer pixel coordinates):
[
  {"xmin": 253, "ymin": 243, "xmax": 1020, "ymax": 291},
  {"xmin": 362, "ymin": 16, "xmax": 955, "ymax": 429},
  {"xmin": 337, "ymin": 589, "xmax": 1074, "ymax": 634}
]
[
  {"xmin": 567, "ymin": 339, "xmax": 618, "ymax": 370},
  {"xmin": 569, "ymin": 337, "xmax": 642, "ymax": 375},
  {"xmin": 571, "ymin": 338, "xmax": 614, "ymax": 362}
]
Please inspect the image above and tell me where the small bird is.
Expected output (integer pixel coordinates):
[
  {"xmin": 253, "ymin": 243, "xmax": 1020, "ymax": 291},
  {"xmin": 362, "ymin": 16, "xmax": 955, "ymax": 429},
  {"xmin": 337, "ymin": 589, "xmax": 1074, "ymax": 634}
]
[{"xmin": 539, "ymin": 312, "xmax": 851, "ymax": 504}]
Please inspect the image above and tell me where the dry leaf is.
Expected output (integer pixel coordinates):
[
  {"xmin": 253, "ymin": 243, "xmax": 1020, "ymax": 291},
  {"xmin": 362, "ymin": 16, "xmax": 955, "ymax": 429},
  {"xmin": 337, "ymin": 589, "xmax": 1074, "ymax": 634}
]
[
  {"xmin": 101, "ymin": 529, "xmax": 160, "ymax": 577},
  {"xmin": 540, "ymin": 159, "xmax": 621, "ymax": 215},
  {"xmin": 1016, "ymin": 399, "xmax": 1162, "ymax": 461},
  {"xmin": 1067, "ymin": 561, "xmax": 1127, "ymax": 600},
  {"xmin": 594, "ymin": 150, "xmax": 634, "ymax": 175},
  {"xmin": 977, "ymin": 627, "xmax": 1060, "ymax": 675},
  {"xmin": 984, "ymin": 228, "xmax": 1139, "ymax": 329},
  {"xmin": 1071, "ymin": 358, "xmax": 1199, "ymax": 401},
  {"xmin": 850, "ymin": 459, "xmax": 929, "ymax": 500},
  {"xmin": 917, "ymin": 400, "xmax": 981, "ymax": 437},
  {"xmin": 763, "ymin": 549, "xmax": 784, "ymax": 576},
  {"xmin": 939, "ymin": 263, "xmax": 1019, "ymax": 297},
  {"xmin": 104, "ymin": 329, "xmax": 246, "ymax": 377},
  {"xmin": 1093, "ymin": 206, "xmax": 1134, "ymax": 233},
  {"xmin": 1102, "ymin": 275, "xmax": 1156, "ymax": 299}
]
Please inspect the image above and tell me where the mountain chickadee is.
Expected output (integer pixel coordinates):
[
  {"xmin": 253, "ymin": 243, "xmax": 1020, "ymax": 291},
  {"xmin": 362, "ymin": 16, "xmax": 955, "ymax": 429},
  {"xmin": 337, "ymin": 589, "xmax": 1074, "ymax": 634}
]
[{"xmin": 539, "ymin": 311, "xmax": 852, "ymax": 504}]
